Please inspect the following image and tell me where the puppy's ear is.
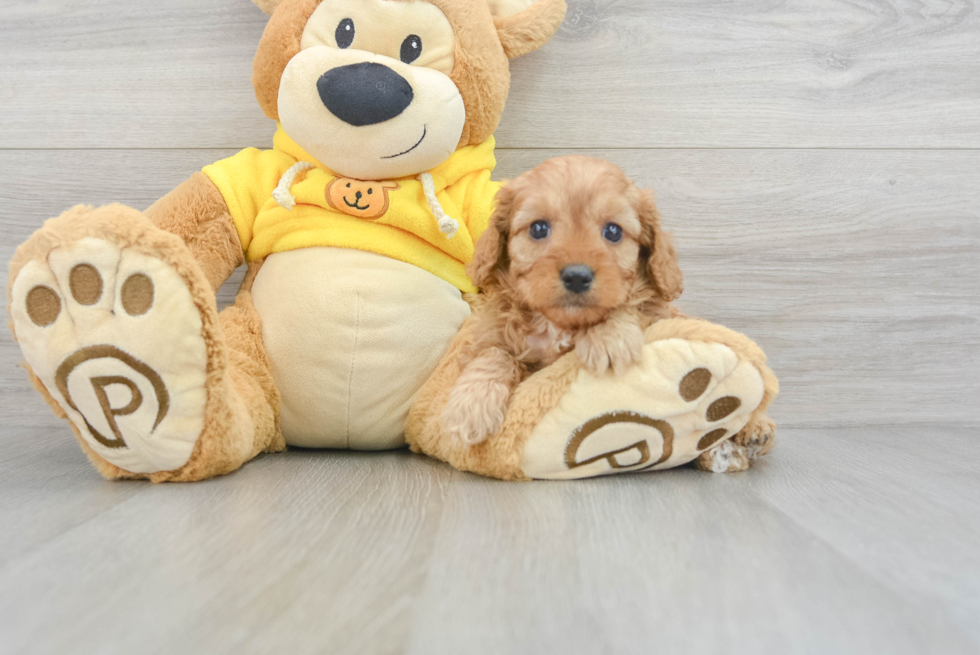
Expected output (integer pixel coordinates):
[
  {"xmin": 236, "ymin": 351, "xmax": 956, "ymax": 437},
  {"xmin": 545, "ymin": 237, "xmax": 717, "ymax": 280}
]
[
  {"xmin": 252, "ymin": 0, "xmax": 283, "ymax": 15},
  {"xmin": 468, "ymin": 184, "xmax": 517, "ymax": 289},
  {"xmin": 490, "ymin": 0, "xmax": 567, "ymax": 59},
  {"xmin": 636, "ymin": 189, "xmax": 683, "ymax": 302}
]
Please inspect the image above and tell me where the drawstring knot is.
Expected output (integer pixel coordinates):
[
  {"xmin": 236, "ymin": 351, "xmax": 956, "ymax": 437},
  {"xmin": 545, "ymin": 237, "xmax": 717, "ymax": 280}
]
[
  {"xmin": 273, "ymin": 162, "xmax": 315, "ymax": 210},
  {"xmin": 418, "ymin": 172, "xmax": 460, "ymax": 239}
]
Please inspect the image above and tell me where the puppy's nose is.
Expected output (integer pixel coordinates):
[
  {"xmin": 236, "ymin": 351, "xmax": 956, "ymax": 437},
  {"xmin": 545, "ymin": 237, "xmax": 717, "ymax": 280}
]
[
  {"xmin": 561, "ymin": 265, "xmax": 594, "ymax": 294},
  {"xmin": 317, "ymin": 63, "xmax": 414, "ymax": 127}
]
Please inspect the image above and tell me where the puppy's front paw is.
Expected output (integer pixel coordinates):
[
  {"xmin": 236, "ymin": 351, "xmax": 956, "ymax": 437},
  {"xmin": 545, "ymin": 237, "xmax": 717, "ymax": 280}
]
[
  {"xmin": 694, "ymin": 441, "xmax": 751, "ymax": 473},
  {"xmin": 694, "ymin": 417, "xmax": 777, "ymax": 473},
  {"xmin": 734, "ymin": 415, "xmax": 777, "ymax": 458},
  {"xmin": 441, "ymin": 381, "xmax": 510, "ymax": 446},
  {"xmin": 575, "ymin": 319, "xmax": 644, "ymax": 376}
]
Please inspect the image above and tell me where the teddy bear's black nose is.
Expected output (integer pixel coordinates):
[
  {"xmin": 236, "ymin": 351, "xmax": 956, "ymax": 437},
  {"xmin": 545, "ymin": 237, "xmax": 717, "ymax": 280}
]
[{"xmin": 317, "ymin": 63, "xmax": 414, "ymax": 127}]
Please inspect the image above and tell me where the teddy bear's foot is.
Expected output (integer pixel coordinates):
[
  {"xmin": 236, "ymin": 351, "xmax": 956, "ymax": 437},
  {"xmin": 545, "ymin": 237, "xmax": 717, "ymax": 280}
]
[
  {"xmin": 8, "ymin": 204, "xmax": 278, "ymax": 481},
  {"xmin": 520, "ymin": 335, "xmax": 769, "ymax": 480},
  {"xmin": 10, "ymin": 213, "xmax": 209, "ymax": 474}
]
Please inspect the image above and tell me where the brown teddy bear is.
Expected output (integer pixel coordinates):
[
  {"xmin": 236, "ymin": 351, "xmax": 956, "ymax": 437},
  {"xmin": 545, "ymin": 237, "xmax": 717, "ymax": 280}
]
[{"xmin": 7, "ymin": 0, "xmax": 777, "ymax": 482}]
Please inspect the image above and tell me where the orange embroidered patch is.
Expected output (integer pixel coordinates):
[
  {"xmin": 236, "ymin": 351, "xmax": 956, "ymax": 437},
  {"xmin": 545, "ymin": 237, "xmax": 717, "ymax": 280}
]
[{"xmin": 325, "ymin": 178, "xmax": 400, "ymax": 219}]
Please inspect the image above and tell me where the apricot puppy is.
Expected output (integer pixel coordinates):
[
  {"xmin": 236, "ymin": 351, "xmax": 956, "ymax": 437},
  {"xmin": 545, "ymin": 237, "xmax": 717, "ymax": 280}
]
[{"xmin": 442, "ymin": 156, "xmax": 684, "ymax": 445}]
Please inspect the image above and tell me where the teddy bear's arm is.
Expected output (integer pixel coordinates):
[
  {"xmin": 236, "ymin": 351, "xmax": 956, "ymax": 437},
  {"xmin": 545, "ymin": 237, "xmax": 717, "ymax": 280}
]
[
  {"xmin": 142, "ymin": 145, "xmax": 294, "ymax": 291},
  {"xmin": 144, "ymin": 172, "xmax": 243, "ymax": 292}
]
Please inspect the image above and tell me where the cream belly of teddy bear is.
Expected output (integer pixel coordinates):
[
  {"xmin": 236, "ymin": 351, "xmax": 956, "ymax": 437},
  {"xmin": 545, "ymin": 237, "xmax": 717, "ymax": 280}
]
[{"xmin": 251, "ymin": 247, "xmax": 471, "ymax": 450}]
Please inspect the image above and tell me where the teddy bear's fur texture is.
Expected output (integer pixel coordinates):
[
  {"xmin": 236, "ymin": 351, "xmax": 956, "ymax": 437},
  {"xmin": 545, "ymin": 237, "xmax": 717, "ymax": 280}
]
[
  {"xmin": 8, "ymin": 0, "xmax": 778, "ymax": 482},
  {"xmin": 145, "ymin": 173, "xmax": 242, "ymax": 292}
]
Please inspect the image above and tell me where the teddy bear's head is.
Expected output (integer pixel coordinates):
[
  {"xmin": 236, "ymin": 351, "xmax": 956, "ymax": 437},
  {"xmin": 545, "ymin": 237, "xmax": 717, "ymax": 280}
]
[{"xmin": 251, "ymin": 0, "xmax": 566, "ymax": 180}]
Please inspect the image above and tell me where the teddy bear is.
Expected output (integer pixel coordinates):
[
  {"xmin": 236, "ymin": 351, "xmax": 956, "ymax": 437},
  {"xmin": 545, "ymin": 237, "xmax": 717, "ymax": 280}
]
[{"xmin": 6, "ymin": 0, "xmax": 777, "ymax": 483}]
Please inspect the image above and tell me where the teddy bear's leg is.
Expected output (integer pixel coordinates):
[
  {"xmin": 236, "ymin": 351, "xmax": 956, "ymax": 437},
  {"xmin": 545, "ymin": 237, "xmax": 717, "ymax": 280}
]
[
  {"xmin": 407, "ymin": 318, "xmax": 778, "ymax": 481},
  {"xmin": 8, "ymin": 204, "xmax": 282, "ymax": 482}
]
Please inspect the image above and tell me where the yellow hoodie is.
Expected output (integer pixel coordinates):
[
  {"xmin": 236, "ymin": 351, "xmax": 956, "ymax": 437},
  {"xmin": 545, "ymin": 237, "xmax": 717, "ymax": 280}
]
[{"xmin": 203, "ymin": 127, "xmax": 501, "ymax": 293}]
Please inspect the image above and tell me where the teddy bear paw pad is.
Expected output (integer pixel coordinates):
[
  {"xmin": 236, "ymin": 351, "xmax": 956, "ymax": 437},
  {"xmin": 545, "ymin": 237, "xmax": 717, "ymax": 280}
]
[
  {"xmin": 10, "ymin": 238, "xmax": 208, "ymax": 474},
  {"xmin": 521, "ymin": 338, "xmax": 766, "ymax": 480}
]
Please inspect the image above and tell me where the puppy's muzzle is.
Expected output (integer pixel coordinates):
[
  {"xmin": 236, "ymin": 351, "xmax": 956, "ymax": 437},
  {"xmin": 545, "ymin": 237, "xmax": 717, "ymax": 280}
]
[
  {"xmin": 317, "ymin": 62, "xmax": 414, "ymax": 127},
  {"xmin": 561, "ymin": 265, "xmax": 594, "ymax": 295}
]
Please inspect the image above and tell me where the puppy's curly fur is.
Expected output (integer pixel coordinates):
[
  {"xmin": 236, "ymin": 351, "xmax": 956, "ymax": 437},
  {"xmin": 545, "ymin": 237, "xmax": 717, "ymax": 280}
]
[{"xmin": 442, "ymin": 156, "xmax": 684, "ymax": 445}]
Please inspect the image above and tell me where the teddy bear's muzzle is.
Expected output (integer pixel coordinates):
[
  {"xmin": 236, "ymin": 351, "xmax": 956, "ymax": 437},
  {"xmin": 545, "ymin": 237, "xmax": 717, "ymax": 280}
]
[{"xmin": 316, "ymin": 62, "xmax": 414, "ymax": 127}]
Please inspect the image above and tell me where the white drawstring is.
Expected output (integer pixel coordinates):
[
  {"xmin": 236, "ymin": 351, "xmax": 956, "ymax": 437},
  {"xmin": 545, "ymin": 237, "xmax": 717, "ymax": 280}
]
[
  {"xmin": 418, "ymin": 172, "xmax": 460, "ymax": 239},
  {"xmin": 273, "ymin": 161, "xmax": 315, "ymax": 210}
]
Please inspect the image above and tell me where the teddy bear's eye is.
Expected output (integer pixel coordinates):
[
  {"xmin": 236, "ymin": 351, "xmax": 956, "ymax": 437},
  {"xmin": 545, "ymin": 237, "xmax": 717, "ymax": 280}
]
[
  {"xmin": 400, "ymin": 35, "xmax": 422, "ymax": 64},
  {"xmin": 367, "ymin": 188, "xmax": 373, "ymax": 195},
  {"xmin": 336, "ymin": 18, "xmax": 355, "ymax": 49},
  {"xmin": 529, "ymin": 220, "xmax": 551, "ymax": 241}
]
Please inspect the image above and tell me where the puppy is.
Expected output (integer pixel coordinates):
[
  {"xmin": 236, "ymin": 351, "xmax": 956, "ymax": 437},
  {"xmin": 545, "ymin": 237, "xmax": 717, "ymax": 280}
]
[{"xmin": 442, "ymin": 156, "xmax": 684, "ymax": 445}]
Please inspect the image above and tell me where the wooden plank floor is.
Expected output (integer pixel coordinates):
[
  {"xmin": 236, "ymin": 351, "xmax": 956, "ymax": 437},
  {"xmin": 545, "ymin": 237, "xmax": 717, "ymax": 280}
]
[{"xmin": 1, "ymin": 1, "xmax": 978, "ymax": 653}]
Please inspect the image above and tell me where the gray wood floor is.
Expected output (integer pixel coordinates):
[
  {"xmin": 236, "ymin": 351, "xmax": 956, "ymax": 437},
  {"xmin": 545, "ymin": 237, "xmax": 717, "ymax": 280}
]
[{"xmin": 1, "ymin": 1, "xmax": 978, "ymax": 654}]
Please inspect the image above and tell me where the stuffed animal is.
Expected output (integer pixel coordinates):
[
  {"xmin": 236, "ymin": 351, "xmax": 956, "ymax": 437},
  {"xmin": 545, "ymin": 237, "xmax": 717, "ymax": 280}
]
[{"xmin": 6, "ymin": 0, "xmax": 777, "ymax": 483}]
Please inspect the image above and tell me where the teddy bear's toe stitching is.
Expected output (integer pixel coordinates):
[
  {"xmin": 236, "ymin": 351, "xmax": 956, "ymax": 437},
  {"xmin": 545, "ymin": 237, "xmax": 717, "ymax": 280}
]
[
  {"xmin": 121, "ymin": 273, "xmax": 154, "ymax": 316},
  {"xmin": 69, "ymin": 264, "xmax": 103, "ymax": 306},
  {"xmin": 707, "ymin": 396, "xmax": 741, "ymax": 422},
  {"xmin": 697, "ymin": 428, "xmax": 728, "ymax": 451},
  {"xmin": 679, "ymin": 367, "xmax": 711, "ymax": 401},
  {"xmin": 26, "ymin": 286, "xmax": 61, "ymax": 327}
]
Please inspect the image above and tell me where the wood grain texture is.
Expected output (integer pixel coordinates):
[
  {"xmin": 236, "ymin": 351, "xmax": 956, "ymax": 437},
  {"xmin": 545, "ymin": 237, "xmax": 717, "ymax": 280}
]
[
  {"xmin": 0, "ymin": 427, "xmax": 454, "ymax": 655},
  {"xmin": 0, "ymin": 426, "xmax": 978, "ymax": 655},
  {"xmin": 406, "ymin": 428, "xmax": 980, "ymax": 655},
  {"xmin": 2, "ymin": 148, "xmax": 977, "ymax": 429},
  {"xmin": 1, "ymin": 0, "xmax": 979, "ymax": 149}
]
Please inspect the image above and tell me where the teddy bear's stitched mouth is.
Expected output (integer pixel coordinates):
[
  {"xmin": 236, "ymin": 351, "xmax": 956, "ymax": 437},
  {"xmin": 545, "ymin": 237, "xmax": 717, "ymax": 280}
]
[
  {"xmin": 381, "ymin": 125, "xmax": 427, "ymax": 159},
  {"xmin": 343, "ymin": 196, "xmax": 371, "ymax": 210}
]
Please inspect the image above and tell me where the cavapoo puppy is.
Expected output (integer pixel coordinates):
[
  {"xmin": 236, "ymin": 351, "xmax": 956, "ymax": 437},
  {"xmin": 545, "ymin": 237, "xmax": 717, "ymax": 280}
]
[{"xmin": 442, "ymin": 156, "xmax": 684, "ymax": 445}]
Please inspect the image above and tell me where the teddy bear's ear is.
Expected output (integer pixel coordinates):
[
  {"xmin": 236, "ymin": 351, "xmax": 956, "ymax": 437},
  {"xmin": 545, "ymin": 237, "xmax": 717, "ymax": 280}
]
[
  {"xmin": 252, "ymin": 0, "xmax": 285, "ymax": 16},
  {"xmin": 490, "ymin": 0, "xmax": 567, "ymax": 59}
]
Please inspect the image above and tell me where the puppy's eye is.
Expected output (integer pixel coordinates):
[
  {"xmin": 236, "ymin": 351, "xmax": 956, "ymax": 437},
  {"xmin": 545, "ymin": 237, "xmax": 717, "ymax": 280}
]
[
  {"xmin": 400, "ymin": 35, "xmax": 422, "ymax": 64},
  {"xmin": 529, "ymin": 220, "xmax": 551, "ymax": 241},
  {"xmin": 603, "ymin": 223, "xmax": 624, "ymax": 243},
  {"xmin": 336, "ymin": 18, "xmax": 355, "ymax": 49}
]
